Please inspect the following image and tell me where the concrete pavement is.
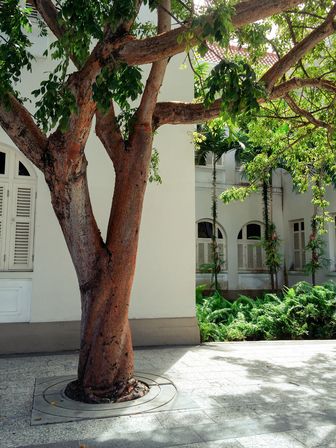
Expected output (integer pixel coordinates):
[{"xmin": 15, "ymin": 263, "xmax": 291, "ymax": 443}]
[{"xmin": 1, "ymin": 340, "xmax": 336, "ymax": 447}]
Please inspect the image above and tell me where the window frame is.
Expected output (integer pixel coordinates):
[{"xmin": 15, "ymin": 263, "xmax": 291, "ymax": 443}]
[
  {"xmin": 0, "ymin": 144, "xmax": 37, "ymax": 272},
  {"xmin": 290, "ymin": 219, "xmax": 306, "ymax": 271},
  {"xmin": 237, "ymin": 221, "xmax": 266, "ymax": 272},
  {"xmin": 195, "ymin": 152, "xmax": 225, "ymax": 168},
  {"xmin": 327, "ymin": 214, "xmax": 336, "ymax": 272},
  {"xmin": 196, "ymin": 219, "xmax": 227, "ymax": 272}
]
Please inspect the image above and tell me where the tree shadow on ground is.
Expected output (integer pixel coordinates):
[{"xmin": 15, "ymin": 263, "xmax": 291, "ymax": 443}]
[{"xmin": 199, "ymin": 345, "xmax": 336, "ymax": 447}]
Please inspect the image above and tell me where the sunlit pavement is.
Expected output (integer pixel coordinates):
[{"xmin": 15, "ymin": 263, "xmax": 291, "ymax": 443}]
[{"xmin": 1, "ymin": 340, "xmax": 336, "ymax": 447}]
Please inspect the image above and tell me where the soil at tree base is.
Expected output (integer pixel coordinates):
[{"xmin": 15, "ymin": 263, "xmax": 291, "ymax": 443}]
[{"xmin": 64, "ymin": 378, "xmax": 149, "ymax": 404}]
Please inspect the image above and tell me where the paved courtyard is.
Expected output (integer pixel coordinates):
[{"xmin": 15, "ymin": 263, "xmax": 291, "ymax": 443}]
[{"xmin": 0, "ymin": 340, "xmax": 336, "ymax": 448}]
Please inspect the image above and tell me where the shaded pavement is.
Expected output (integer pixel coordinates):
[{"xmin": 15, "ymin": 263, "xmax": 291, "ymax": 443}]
[{"xmin": 1, "ymin": 340, "xmax": 336, "ymax": 447}]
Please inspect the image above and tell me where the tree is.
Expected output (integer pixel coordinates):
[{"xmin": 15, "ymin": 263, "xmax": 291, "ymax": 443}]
[{"xmin": 1, "ymin": 0, "xmax": 336, "ymax": 402}]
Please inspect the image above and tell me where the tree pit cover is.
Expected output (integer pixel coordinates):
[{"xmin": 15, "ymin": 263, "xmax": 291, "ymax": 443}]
[{"xmin": 64, "ymin": 377, "xmax": 149, "ymax": 404}]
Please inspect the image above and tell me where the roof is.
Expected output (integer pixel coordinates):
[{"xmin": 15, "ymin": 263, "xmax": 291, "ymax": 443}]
[{"xmin": 204, "ymin": 44, "xmax": 278, "ymax": 66}]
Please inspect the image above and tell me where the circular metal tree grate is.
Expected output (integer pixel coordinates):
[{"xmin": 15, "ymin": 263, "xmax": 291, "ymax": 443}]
[{"xmin": 31, "ymin": 372, "xmax": 177, "ymax": 425}]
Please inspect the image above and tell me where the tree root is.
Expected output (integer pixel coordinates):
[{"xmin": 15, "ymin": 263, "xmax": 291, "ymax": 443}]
[{"xmin": 64, "ymin": 377, "xmax": 149, "ymax": 404}]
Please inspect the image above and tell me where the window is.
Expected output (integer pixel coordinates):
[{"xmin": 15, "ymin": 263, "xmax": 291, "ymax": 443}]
[
  {"xmin": 25, "ymin": 1, "xmax": 40, "ymax": 21},
  {"xmin": 237, "ymin": 222, "xmax": 266, "ymax": 270},
  {"xmin": 291, "ymin": 219, "xmax": 306, "ymax": 270},
  {"xmin": 0, "ymin": 147, "xmax": 36, "ymax": 271},
  {"xmin": 196, "ymin": 220, "xmax": 227, "ymax": 271},
  {"xmin": 0, "ymin": 152, "xmax": 5, "ymax": 175},
  {"xmin": 235, "ymin": 158, "xmax": 250, "ymax": 186},
  {"xmin": 195, "ymin": 152, "xmax": 224, "ymax": 167},
  {"xmin": 0, "ymin": 1, "xmax": 38, "ymax": 19}
]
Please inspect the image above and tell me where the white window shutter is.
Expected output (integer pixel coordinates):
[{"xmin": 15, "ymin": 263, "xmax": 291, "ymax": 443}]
[
  {"xmin": 218, "ymin": 242, "xmax": 225, "ymax": 270},
  {"xmin": 8, "ymin": 184, "xmax": 35, "ymax": 271},
  {"xmin": 207, "ymin": 242, "xmax": 213, "ymax": 263},
  {"xmin": 25, "ymin": 1, "xmax": 39, "ymax": 21},
  {"xmin": 197, "ymin": 242, "xmax": 205, "ymax": 268},
  {"xmin": 206, "ymin": 153, "xmax": 213, "ymax": 166},
  {"xmin": 0, "ymin": 183, "xmax": 8, "ymax": 270},
  {"xmin": 238, "ymin": 244, "xmax": 243, "ymax": 269},
  {"xmin": 216, "ymin": 156, "xmax": 223, "ymax": 166}
]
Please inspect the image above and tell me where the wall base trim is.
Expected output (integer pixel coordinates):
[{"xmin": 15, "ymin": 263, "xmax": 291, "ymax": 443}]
[{"xmin": 0, "ymin": 317, "xmax": 200, "ymax": 355}]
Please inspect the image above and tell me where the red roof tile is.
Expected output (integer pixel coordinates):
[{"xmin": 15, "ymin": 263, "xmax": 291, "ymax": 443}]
[{"xmin": 204, "ymin": 44, "xmax": 278, "ymax": 66}]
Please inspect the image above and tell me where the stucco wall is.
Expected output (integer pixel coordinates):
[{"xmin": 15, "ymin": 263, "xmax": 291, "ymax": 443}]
[{"xmin": 282, "ymin": 172, "xmax": 336, "ymax": 286}]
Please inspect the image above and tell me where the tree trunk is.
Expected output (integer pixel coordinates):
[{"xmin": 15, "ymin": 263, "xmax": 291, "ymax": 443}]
[
  {"xmin": 311, "ymin": 212, "xmax": 318, "ymax": 287},
  {"xmin": 212, "ymin": 155, "xmax": 219, "ymax": 291},
  {"xmin": 45, "ymin": 129, "xmax": 153, "ymax": 402},
  {"xmin": 262, "ymin": 180, "xmax": 274, "ymax": 290},
  {"xmin": 76, "ymin": 270, "xmax": 136, "ymax": 402}
]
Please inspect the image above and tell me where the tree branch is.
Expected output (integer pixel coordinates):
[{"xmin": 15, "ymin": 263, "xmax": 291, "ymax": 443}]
[
  {"xmin": 153, "ymin": 77, "xmax": 336, "ymax": 127},
  {"xmin": 284, "ymin": 94, "xmax": 334, "ymax": 132},
  {"xmin": 0, "ymin": 95, "xmax": 47, "ymax": 170},
  {"xmin": 95, "ymin": 102, "xmax": 125, "ymax": 165},
  {"xmin": 269, "ymin": 77, "xmax": 336, "ymax": 100},
  {"xmin": 115, "ymin": 0, "xmax": 303, "ymax": 66},
  {"xmin": 49, "ymin": 71, "xmax": 97, "ymax": 157},
  {"xmin": 261, "ymin": 3, "xmax": 336, "ymax": 91},
  {"xmin": 137, "ymin": 1, "xmax": 171, "ymax": 124},
  {"xmin": 31, "ymin": 0, "xmax": 80, "ymax": 67},
  {"xmin": 153, "ymin": 99, "xmax": 223, "ymax": 127}
]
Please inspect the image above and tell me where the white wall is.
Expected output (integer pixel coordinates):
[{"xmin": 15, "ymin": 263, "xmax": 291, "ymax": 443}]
[{"xmin": 282, "ymin": 172, "xmax": 336, "ymax": 286}]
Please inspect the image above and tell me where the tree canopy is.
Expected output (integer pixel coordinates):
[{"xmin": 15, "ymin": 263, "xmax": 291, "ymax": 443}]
[{"xmin": 1, "ymin": 0, "xmax": 336, "ymax": 158}]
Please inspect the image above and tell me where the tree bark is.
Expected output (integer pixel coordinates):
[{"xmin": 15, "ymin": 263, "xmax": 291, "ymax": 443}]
[{"xmin": 43, "ymin": 125, "xmax": 153, "ymax": 402}]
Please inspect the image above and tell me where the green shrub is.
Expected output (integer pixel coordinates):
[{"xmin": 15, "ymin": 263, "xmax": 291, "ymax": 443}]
[{"xmin": 196, "ymin": 281, "xmax": 336, "ymax": 342}]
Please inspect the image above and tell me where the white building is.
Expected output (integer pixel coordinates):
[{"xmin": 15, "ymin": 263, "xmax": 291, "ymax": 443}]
[
  {"xmin": 195, "ymin": 156, "xmax": 336, "ymax": 293},
  {"xmin": 195, "ymin": 47, "xmax": 336, "ymax": 294}
]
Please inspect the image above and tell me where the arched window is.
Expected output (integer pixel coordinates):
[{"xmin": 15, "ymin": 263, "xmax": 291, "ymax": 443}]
[
  {"xmin": 237, "ymin": 222, "xmax": 266, "ymax": 271},
  {"xmin": 0, "ymin": 145, "xmax": 37, "ymax": 271},
  {"xmin": 196, "ymin": 220, "xmax": 227, "ymax": 272}
]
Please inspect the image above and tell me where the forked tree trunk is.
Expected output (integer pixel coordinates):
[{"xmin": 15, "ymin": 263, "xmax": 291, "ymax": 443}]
[{"xmin": 44, "ymin": 129, "xmax": 153, "ymax": 402}]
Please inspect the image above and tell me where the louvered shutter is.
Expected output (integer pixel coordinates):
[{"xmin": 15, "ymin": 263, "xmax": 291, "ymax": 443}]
[
  {"xmin": 0, "ymin": 183, "xmax": 8, "ymax": 270},
  {"xmin": 255, "ymin": 246, "xmax": 262, "ymax": 269},
  {"xmin": 218, "ymin": 242, "xmax": 225, "ymax": 270},
  {"xmin": 216, "ymin": 156, "xmax": 223, "ymax": 166},
  {"xmin": 238, "ymin": 244, "xmax": 244, "ymax": 269},
  {"xmin": 8, "ymin": 184, "xmax": 35, "ymax": 270},
  {"xmin": 247, "ymin": 245, "xmax": 254, "ymax": 269},
  {"xmin": 25, "ymin": 1, "xmax": 39, "ymax": 21},
  {"xmin": 197, "ymin": 242, "xmax": 205, "ymax": 269},
  {"xmin": 207, "ymin": 242, "xmax": 213, "ymax": 263},
  {"xmin": 206, "ymin": 153, "xmax": 213, "ymax": 166}
]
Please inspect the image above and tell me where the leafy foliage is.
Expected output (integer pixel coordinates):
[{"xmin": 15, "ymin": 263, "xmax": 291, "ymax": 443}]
[
  {"xmin": 149, "ymin": 148, "xmax": 162, "ymax": 184},
  {"xmin": 32, "ymin": 60, "xmax": 77, "ymax": 132},
  {"xmin": 93, "ymin": 64, "xmax": 143, "ymax": 113},
  {"xmin": 304, "ymin": 224, "xmax": 330, "ymax": 281},
  {"xmin": 196, "ymin": 281, "xmax": 336, "ymax": 341},
  {"xmin": 203, "ymin": 60, "xmax": 265, "ymax": 120},
  {"xmin": 220, "ymin": 184, "xmax": 257, "ymax": 203},
  {"xmin": 192, "ymin": 0, "xmax": 235, "ymax": 56},
  {"xmin": 261, "ymin": 223, "xmax": 282, "ymax": 277},
  {"xmin": 194, "ymin": 118, "xmax": 239, "ymax": 163},
  {"xmin": 0, "ymin": 0, "xmax": 33, "ymax": 102}
]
